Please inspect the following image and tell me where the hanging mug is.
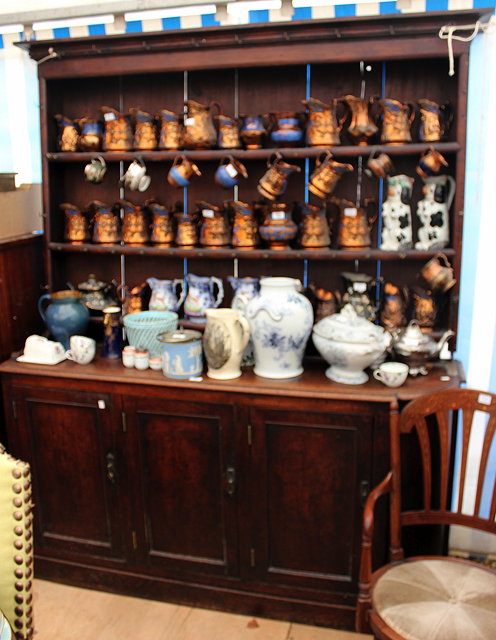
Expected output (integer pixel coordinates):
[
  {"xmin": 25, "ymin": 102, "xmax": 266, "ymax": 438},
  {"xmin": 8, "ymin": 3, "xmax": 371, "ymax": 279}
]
[
  {"xmin": 215, "ymin": 156, "xmax": 248, "ymax": 188},
  {"xmin": 416, "ymin": 147, "xmax": 449, "ymax": 180},
  {"xmin": 308, "ymin": 151, "xmax": 353, "ymax": 199},
  {"xmin": 257, "ymin": 152, "xmax": 301, "ymax": 201},
  {"xmin": 122, "ymin": 158, "xmax": 151, "ymax": 192},
  {"xmin": 167, "ymin": 154, "xmax": 202, "ymax": 188},
  {"xmin": 420, "ymin": 253, "xmax": 456, "ymax": 293},
  {"xmin": 84, "ymin": 156, "xmax": 107, "ymax": 184},
  {"xmin": 364, "ymin": 150, "xmax": 395, "ymax": 179}
]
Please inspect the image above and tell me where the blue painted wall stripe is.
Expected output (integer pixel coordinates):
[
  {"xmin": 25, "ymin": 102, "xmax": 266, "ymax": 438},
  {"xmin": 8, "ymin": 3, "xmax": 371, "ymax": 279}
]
[
  {"xmin": 201, "ymin": 14, "xmax": 220, "ymax": 27},
  {"xmin": 380, "ymin": 1, "xmax": 401, "ymax": 14},
  {"xmin": 426, "ymin": 0, "xmax": 449, "ymax": 10},
  {"xmin": 125, "ymin": 20, "xmax": 143, "ymax": 33},
  {"xmin": 89, "ymin": 24, "xmax": 106, "ymax": 36},
  {"xmin": 293, "ymin": 7, "xmax": 312, "ymax": 20},
  {"xmin": 53, "ymin": 27, "xmax": 70, "ymax": 39},
  {"xmin": 162, "ymin": 17, "xmax": 181, "ymax": 30},
  {"xmin": 335, "ymin": 5, "xmax": 356, "ymax": 17},
  {"xmin": 249, "ymin": 9, "xmax": 270, "ymax": 23},
  {"xmin": 0, "ymin": 35, "xmax": 3, "ymax": 49}
]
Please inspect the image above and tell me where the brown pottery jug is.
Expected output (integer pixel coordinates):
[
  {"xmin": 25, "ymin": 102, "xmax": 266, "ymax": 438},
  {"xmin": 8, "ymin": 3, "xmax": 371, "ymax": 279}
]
[
  {"xmin": 216, "ymin": 114, "xmax": 241, "ymax": 149},
  {"xmin": 157, "ymin": 109, "xmax": 183, "ymax": 150},
  {"xmin": 118, "ymin": 199, "xmax": 149, "ymax": 245},
  {"xmin": 198, "ymin": 201, "xmax": 231, "ymax": 247},
  {"xmin": 89, "ymin": 200, "xmax": 121, "ymax": 243},
  {"xmin": 183, "ymin": 100, "xmax": 219, "ymax": 149},
  {"xmin": 339, "ymin": 95, "xmax": 378, "ymax": 145},
  {"xmin": 374, "ymin": 97, "xmax": 415, "ymax": 145},
  {"xmin": 331, "ymin": 197, "xmax": 376, "ymax": 250},
  {"xmin": 100, "ymin": 106, "xmax": 133, "ymax": 151},
  {"xmin": 298, "ymin": 203, "xmax": 331, "ymax": 249},
  {"xmin": 308, "ymin": 151, "xmax": 353, "ymax": 199},
  {"xmin": 302, "ymin": 97, "xmax": 345, "ymax": 147},
  {"xmin": 131, "ymin": 108, "xmax": 158, "ymax": 151},
  {"xmin": 76, "ymin": 117, "xmax": 103, "ymax": 152},
  {"xmin": 60, "ymin": 202, "xmax": 89, "ymax": 244},
  {"xmin": 227, "ymin": 200, "xmax": 259, "ymax": 249},
  {"xmin": 257, "ymin": 152, "xmax": 301, "ymax": 201},
  {"xmin": 54, "ymin": 114, "xmax": 79, "ymax": 152},
  {"xmin": 417, "ymin": 98, "xmax": 453, "ymax": 143},
  {"xmin": 146, "ymin": 200, "xmax": 174, "ymax": 246}
]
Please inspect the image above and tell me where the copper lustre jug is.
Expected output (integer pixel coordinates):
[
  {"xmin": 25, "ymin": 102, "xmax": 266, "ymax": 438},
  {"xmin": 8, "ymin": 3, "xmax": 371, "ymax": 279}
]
[
  {"xmin": 174, "ymin": 210, "xmax": 198, "ymax": 248},
  {"xmin": 146, "ymin": 200, "xmax": 174, "ymax": 246},
  {"xmin": 183, "ymin": 100, "xmax": 219, "ymax": 149},
  {"xmin": 257, "ymin": 152, "xmax": 301, "ymax": 201},
  {"xmin": 417, "ymin": 98, "xmax": 453, "ymax": 143},
  {"xmin": 89, "ymin": 200, "xmax": 121, "ymax": 243},
  {"xmin": 157, "ymin": 109, "xmax": 183, "ymax": 150},
  {"xmin": 216, "ymin": 114, "xmax": 241, "ymax": 149},
  {"xmin": 298, "ymin": 203, "xmax": 331, "ymax": 249},
  {"xmin": 227, "ymin": 200, "xmax": 259, "ymax": 249},
  {"xmin": 374, "ymin": 97, "xmax": 415, "ymax": 145},
  {"xmin": 308, "ymin": 151, "xmax": 353, "ymax": 200},
  {"xmin": 198, "ymin": 201, "xmax": 231, "ymax": 247},
  {"xmin": 339, "ymin": 95, "xmax": 378, "ymax": 145},
  {"xmin": 76, "ymin": 117, "xmax": 103, "ymax": 152},
  {"xmin": 331, "ymin": 197, "xmax": 376, "ymax": 250},
  {"xmin": 302, "ymin": 97, "xmax": 344, "ymax": 147},
  {"xmin": 100, "ymin": 106, "xmax": 133, "ymax": 151},
  {"xmin": 130, "ymin": 108, "xmax": 158, "ymax": 151},
  {"xmin": 118, "ymin": 199, "xmax": 149, "ymax": 245},
  {"xmin": 60, "ymin": 202, "xmax": 89, "ymax": 244},
  {"xmin": 54, "ymin": 114, "xmax": 79, "ymax": 152}
]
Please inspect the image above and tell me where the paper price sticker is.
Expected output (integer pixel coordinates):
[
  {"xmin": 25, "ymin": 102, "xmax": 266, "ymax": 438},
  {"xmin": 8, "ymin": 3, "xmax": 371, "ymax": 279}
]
[
  {"xmin": 104, "ymin": 113, "xmax": 117, "ymax": 121},
  {"xmin": 202, "ymin": 209, "xmax": 215, "ymax": 218},
  {"xmin": 185, "ymin": 117, "xmax": 195, "ymax": 126},
  {"xmin": 344, "ymin": 207, "xmax": 357, "ymax": 217},
  {"xmin": 478, "ymin": 393, "xmax": 492, "ymax": 406},
  {"xmin": 271, "ymin": 211, "xmax": 286, "ymax": 221},
  {"xmin": 225, "ymin": 164, "xmax": 237, "ymax": 178}
]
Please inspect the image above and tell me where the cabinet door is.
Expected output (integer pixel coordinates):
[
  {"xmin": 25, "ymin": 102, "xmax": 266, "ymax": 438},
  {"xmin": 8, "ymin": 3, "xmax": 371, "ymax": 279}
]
[
  {"xmin": 123, "ymin": 395, "xmax": 239, "ymax": 580},
  {"xmin": 246, "ymin": 405, "xmax": 374, "ymax": 593},
  {"xmin": 9, "ymin": 384, "xmax": 129, "ymax": 564}
]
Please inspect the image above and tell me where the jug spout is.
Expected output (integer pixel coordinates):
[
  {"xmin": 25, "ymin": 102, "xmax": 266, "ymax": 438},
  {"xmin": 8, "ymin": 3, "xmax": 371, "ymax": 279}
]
[{"xmin": 435, "ymin": 329, "xmax": 455, "ymax": 358}]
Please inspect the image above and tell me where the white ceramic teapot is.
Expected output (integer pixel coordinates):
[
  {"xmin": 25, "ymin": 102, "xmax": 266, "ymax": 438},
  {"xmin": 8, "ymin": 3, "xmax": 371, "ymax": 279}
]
[{"xmin": 312, "ymin": 304, "xmax": 392, "ymax": 384}]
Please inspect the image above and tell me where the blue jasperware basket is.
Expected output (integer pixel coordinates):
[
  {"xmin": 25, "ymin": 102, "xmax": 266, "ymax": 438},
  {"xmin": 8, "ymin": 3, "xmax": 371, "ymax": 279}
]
[{"xmin": 123, "ymin": 310, "xmax": 178, "ymax": 356}]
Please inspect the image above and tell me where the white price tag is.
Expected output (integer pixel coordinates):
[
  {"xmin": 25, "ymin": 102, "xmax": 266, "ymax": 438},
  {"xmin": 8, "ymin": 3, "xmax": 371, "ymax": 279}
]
[
  {"xmin": 98, "ymin": 399, "xmax": 106, "ymax": 409},
  {"xmin": 104, "ymin": 112, "xmax": 116, "ymax": 121},
  {"xmin": 271, "ymin": 211, "xmax": 286, "ymax": 221},
  {"xmin": 202, "ymin": 209, "xmax": 215, "ymax": 218},
  {"xmin": 344, "ymin": 207, "xmax": 357, "ymax": 217},
  {"xmin": 478, "ymin": 393, "xmax": 492, "ymax": 406},
  {"xmin": 225, "ymin": 164, "xmax": 237, "ymax": 178},
  {"xmin": 353, "ymin": 282, "xmax": 367, "ymax": 293},
  {"xmin": 185, "ymin": 117, "xmax": 195, "ymax": 126}
]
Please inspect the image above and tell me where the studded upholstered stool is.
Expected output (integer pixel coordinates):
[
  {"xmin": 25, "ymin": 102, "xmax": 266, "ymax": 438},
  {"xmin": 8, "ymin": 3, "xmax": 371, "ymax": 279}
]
[{"xmin": 0, "ymin": 444, "xmax": 34, "ymax": 639}]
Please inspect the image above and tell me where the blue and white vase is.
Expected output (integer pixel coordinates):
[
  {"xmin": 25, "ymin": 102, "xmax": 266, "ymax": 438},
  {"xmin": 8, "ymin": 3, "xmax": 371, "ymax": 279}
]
[{"xmin": 246, "ymin": 277, "xmax": 313, "ymax": 379}]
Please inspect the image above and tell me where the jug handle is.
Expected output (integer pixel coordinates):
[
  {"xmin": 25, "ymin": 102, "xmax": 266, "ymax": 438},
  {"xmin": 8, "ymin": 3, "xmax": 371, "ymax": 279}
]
[
  {"xmin": 209, "ymin": 101, "xmax": 222, "ymax": 116},
  {"xmin": 442, "ymin": 101, "xmax": 454, "ymax": 133},
  {"xmin": 445, "ymin": 175, "xmax": 456, "ymax": 211},
  {"xmin": 212, "ymin": 277, "xmax": 224, "ymax": 308},
  {"xmin": 173, "ymin": 278, "xmax": 187, "ymax": 309},
  {"xmin": 407, "ymin": 102, "xmax": 416, "ymax": 124},
  {"xmin": 267, "ymin": 151, "xmax": 282, "ymax": 168},
  {"xmin": 236, "ymin": 314, "xmax": 251, "ymax": 355},
  {"xmin": 38, "ymin": 293, "xmax": 51, "ymax": 323}
]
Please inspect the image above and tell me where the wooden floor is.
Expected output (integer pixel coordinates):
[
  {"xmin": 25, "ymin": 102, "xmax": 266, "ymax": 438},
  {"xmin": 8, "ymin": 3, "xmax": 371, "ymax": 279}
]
[{"xmin": 33, "ymin": 579, "xmax": 372, "ymax": 640}]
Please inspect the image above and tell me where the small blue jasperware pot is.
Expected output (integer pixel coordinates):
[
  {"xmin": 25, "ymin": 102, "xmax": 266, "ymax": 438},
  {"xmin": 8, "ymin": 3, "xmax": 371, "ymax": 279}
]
[{"xmin": 157, "ymin": 329, "xmax": 203, "ymax": 379}]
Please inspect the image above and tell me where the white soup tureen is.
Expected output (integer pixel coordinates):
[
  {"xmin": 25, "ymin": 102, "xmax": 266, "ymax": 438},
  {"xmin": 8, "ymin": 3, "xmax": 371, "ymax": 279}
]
[{"xmin": 312, "ymin": 304, "xmax": 392, "ymax": 384}]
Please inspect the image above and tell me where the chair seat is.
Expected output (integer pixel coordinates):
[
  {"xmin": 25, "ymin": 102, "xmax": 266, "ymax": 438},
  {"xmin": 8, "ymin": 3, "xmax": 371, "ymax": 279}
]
[{"xmin": 372, "ymin": 557, "xmax": 496, "ymax": 640}]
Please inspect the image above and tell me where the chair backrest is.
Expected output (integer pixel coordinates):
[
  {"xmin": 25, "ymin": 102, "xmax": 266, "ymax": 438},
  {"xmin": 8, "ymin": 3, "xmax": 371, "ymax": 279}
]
[{"xmin": 389, "ymin": 388, "xmax": 496, "ymax": 559}]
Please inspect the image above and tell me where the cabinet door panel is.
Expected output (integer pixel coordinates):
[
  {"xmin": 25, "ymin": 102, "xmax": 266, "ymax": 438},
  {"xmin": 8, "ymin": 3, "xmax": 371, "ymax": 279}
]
[
  {"xmin": 11, "ymin": 385, "xmax": 127, "ymax": 563},
  {"xmin": 125, "ymin": 396, "xmax": 238, "ymax": 578},
  {"xmin": 249, "ymin": 406, "xmax": 374, "ymax": 591}
]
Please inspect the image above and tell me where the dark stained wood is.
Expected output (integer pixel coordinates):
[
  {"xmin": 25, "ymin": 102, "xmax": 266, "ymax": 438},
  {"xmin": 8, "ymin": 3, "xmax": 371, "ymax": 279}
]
[
  {"xmin": 1, "ymin": 357, "xmax": 464, "ymax": 629},
  {"xmin": 355, "ymin": 388, "xmax": 496, "ymax": 636},
  {"xmin": 0, "ymin": 233, "xmax": 45, "ymax": 362}
]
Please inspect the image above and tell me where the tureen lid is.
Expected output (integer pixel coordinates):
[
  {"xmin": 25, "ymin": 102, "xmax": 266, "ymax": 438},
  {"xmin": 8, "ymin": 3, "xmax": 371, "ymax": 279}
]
[{"xmin": 312, "ymin": 303, "xmax": 387, "ymax": 344}]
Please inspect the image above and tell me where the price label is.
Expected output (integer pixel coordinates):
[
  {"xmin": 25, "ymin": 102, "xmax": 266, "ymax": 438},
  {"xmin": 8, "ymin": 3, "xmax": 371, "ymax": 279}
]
[
  {"xmin": 104, "ymin": 112, "xmax": 117, "ymax": 121},
  {"xmin": 185, "ymin": 117, "xmax": 195, "ymax": 126},
  {"xmin": 344, "ymin": 207, "xmax": 357, "ymax": 217},
  {"xmin": 225, "ymin": 164, "xmax": 237, "ymax": 178},
  {"xmin": 202, "ymin": 209, "xmax": 215, "ymax": 218},
  {"xmin": 353, "ymin": 282, "xmax": 367, "ymax": 293},
  {"xmin": 271, "ymin": 211, "xmax": 286, "ymax": 221},
  {"xmin": 478, "ymin": 393, "xmax": 492, "ymax": 406}
]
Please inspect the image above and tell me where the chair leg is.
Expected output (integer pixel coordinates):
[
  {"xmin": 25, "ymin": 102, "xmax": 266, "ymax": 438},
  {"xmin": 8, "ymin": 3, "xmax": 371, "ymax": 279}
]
[{"xmin": 355, "ymin": 585, "xmax": 372, "ymax": 634}]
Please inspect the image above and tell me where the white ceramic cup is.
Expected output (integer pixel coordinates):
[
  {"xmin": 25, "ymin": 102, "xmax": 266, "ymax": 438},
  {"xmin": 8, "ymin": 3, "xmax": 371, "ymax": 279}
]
[
  {"xmin": 123, "ymin": 159, "xmax": 151, "ymax": 192},
  {"xmin": 134, "ymin": 349, "xmax": 149, "ymax": 370},
  {"xmin": 373, "ymin": 362, "xmax": 409, "ymax": 388},
  {"xmin": 65, "ymin": 335, "xmax": 96, "ymax": 365}
]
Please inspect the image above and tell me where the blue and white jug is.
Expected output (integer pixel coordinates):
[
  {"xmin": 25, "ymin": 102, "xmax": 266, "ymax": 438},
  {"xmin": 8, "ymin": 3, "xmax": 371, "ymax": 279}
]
[
  {"xmin": 147, "ymin": 277, "xmax": 185, "ymax": 312},
  {"xmin": 184, "ymin": 274, "xmax": 224, "ymax": 323}
]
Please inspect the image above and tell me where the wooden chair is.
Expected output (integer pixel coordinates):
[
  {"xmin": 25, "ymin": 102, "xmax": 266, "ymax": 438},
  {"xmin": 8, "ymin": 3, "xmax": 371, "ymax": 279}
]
[{"xmin": 355, "ymin": 388, "xmax": 496, "ymax": 640}]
